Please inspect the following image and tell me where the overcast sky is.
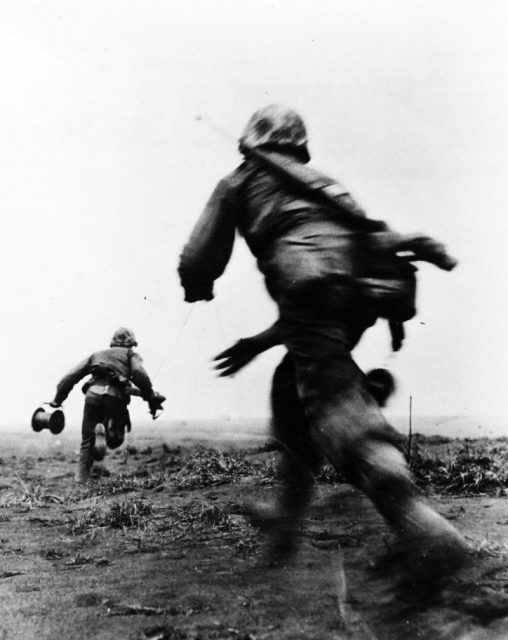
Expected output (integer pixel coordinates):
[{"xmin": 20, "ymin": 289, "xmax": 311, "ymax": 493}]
[{"xmin": 1, "ymin": 0, "xmax": 508, "ymax": 429}]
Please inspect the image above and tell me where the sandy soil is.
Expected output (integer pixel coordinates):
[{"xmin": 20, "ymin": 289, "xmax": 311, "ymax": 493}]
[{"xmin": 1, "ymin": 427, "xmax": 508, "ymax": 640}]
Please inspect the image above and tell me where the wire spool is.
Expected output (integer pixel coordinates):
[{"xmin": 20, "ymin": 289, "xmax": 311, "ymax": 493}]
[{"xmin": 31, "ymin": 404, "xmax": 65, "ymax": 435}]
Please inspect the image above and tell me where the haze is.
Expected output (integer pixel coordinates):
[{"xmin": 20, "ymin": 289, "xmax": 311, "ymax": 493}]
[{"xmin": 1, "ymin": 1, "xmax": 507, "ymax": 432}]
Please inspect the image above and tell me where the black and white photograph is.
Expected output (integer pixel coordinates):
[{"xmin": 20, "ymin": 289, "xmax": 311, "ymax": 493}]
[{"xmin": 1, "ymin": 1, "xmax": 508, "ymax": 638}]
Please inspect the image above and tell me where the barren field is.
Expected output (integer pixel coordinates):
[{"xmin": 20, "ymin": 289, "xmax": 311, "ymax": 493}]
[{"xmin": 1, "ymin": 426, "xmax": 508, "ymax": 640}]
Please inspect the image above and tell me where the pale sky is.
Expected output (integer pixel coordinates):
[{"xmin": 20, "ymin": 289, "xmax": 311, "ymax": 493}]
[{"xmin": 1, "ymin": 0, "xmax": 508, "ymax": 429}]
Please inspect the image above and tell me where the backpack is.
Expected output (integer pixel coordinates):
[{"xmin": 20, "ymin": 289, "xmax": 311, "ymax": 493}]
[
  {"xmin": 81, "ymin": 348, "xmax": 134, "ymax": 397},
  {"xmin": 358, "ymin": 246, "xmax": 417, "ymax": 322}
]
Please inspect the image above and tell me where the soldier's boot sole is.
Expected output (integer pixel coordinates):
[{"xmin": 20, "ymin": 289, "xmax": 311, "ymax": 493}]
[{"xmin": 93, "ymin": 423, "xmax": 107, "ymax": 461}]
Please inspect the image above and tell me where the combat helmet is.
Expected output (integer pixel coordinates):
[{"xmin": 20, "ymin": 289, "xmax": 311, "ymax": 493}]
[
  {"xmin": 110, "ymin": 327, "xmax": 138, "ymax": 348},
  {"xmin": 239, "ymin": 104, "xmax": 310, "ymax": 162}
]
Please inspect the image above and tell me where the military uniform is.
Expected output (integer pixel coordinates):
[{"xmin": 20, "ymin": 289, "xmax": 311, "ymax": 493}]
[
  {"xmin": 53, "ymin": 328, "xmax": 155, "ymax": 483},
  {"xmin": 180, "ymin": 105, "xmax": 468, "ymax": 575}
]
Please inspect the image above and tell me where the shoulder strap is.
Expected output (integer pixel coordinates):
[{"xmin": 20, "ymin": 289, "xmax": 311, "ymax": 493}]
[
  {"xmin": 246, "ymin": 147, "xmax": 386, "ymax": 232},
  {"xmin": 126, "ymin": 347, "xmax": 133, "ymax": 379}
]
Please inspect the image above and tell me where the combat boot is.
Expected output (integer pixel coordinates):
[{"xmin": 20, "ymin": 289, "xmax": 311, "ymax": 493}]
[
  {"xmin": 75, "ymin": 447, "xmax": 93, "ymax": 484},
  {"xmin": 105, "ymin": 418, "xmax": 125, "ymax": 450},
  {"xmin": 93, "ymin": 423, "xmax": 107, "ymax": 461},
  {"xmin": 247, "ymin": 502, "xmax": 298, "ymax": 567}
]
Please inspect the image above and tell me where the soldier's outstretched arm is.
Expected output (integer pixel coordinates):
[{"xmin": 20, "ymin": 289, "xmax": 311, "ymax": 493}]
[
  {"xmin": 130, "ymin": 353, "xmax": 154, "ymax": 400},
  {"xmin": 178, "ymin": 179, "xmax": 236, "ymax": 303},
  {"xmin": 388, "ymin": 320, "xmax": 405, "ymax": 352},
  {"xmin": 214, "ymin": 322, "xmax": 283, "ymax": 377},
  {"xmin": 130, "ymin": 353, "xmax": 166, "ymax": 419},
  {"xmin": 52, "ymin": 357, "xmax": 92, "ymax": 405},
  {"xmin": 368, "ymin": 231, "xmax": 458, "ymax": 271}
]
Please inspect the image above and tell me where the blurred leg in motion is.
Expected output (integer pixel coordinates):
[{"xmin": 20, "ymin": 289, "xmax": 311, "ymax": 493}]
[
  {"xmin": 75, "ymin": 395, "xmax": 130, "ymax": 483},
  {"xmin": 286, "ymin": 324, "xmax": 469, "ymax": 582},
  {"xmin": 251, "ymin": 354, "xmax": 322, "ymax": 564},
  {"xmin": 75, "ymin": 398, "xmax": 100, "ymax": 483},
  {"xmin": 93, "ymin": 424, "xmax": 107, "ymax": 461},
  {"xmin": 103, "ymin": 397, "xmax": 130, "ymax": 450}
]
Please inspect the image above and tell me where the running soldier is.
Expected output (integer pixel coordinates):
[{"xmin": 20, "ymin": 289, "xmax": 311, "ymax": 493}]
[
  {"xmin": 51, "ymin": 327, "xmax": 164, "ymax": 483},
  {"xmin": 178, "ymin": 105, "xmax": 469, "ymax": 582}
]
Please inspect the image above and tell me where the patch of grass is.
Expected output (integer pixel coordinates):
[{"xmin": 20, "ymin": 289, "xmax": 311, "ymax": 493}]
[
  {"xmin": 172, "ymin": 447, "xmax": 276, "ymax": 490},
  {"xmin": 70, "ymin": 498, "xmax": 154, "ymax": 534},
  {"xmin": 0, "ymin": 478, "xmax": 64, "ymax": 509},
  {"xmin": 161, "ymin": 501, "xmax": 260, "ymax": 554},
  {"xmin": 77, "ymin": 470, "xmax": 168, "ymax": 499},
  {"xmin": 470, "ymin": 537, "xmax": 508, "ymax": 559},
  {"xmin": 165, "ymin": 502, "xmax": 236, "ymax": 534},
  {"xmin": 410, "ymin": 440, "xmax": 508, "ymax": 495},
  {"xmin": 82, "ymin": 473, "xmax": 141, "ymax": 497}
]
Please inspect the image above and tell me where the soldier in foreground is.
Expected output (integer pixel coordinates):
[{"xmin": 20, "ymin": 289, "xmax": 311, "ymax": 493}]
[
  {"xmin": 51, "ymin": 327, "xmax": 165, "ymax": 483},
  {"xmin": 179, "ymin": 105, "xmax": 469, "ymax": 584}
]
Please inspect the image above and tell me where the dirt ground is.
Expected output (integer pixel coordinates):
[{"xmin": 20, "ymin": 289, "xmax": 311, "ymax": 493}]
[{"xmin": 1, "ymin": 426, "xmax": 508, "ymax": 640}]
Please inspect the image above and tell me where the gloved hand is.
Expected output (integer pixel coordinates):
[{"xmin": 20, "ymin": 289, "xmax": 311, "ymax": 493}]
[
  {"xmin": 364, "ymin": 368, "xmax": 396, "ymax": 408},
  {"xmin": 388, "ymin": 320, "xmax": 405, "ymax": 352},
  {"xmin": 148, "ymin": 392, "xmax": 166, "ymax": 420},
  {"xmin": 49, "ymin": 401, "xmax": 61, "ymax": 408},
  {"xmin": 213, "ymin": 338, "xmax": 263, "ymax": 377},
  {"xmin": 183, "ymin": 284, "xmax": 214, "ymax": 303},
  {"xmin": 408, "ymin": 236, "xmax": 458, "ymax": 271},
  {"xmin": 368, "ymin": 231, "xmax": 458, "ymax": 271}
]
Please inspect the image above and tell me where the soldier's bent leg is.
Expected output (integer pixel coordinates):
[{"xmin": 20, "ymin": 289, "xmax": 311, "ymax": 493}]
[
  {"xmin": 105, "ymin": 418, "xmax": 126, "ymax": 449},
  {"xmin": 76, "ymin": 400, "xmax": 98, "ymax": 483},
  {"xmin": 287, "ymin": 331, "xmax": 468, "ymax": 578},
  {"xmin": 372, "ymin": 447, "xmax": 467, "ymax": 564},
  {"xmin": 104, "ymin": 398, "xmax": 130, "ymax": 449},
  {"xmin": 310, "ymin": 382, "xmax": 468, "ymax": 577},
  {"xmin": 254, "ymin": 354, "xmax": 322, "ymax": 563},
  {"xmin": 93, "ymin": 424, "xmax": 107, "ymax": 461}
]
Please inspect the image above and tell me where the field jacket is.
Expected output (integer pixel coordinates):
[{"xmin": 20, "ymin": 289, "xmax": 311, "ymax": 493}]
[
  {"xmin": 54, "ymin": 347, "xmax": 153, "ymax": 405},
  {"xmin": 178, "ymin": 155, "xmax": 363, "ymax": 303},
  {"xmin": 179, "ymin": 152, "xmax": 456, "ymax": 324}
]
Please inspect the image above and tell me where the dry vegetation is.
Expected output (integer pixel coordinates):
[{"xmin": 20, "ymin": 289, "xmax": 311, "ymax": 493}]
[
  {"xmin": 409, "ymin": 436, "xmax": 508, "ymax": 496},
  {"xmin": 2, "ymin": 432, "xmax": 508, "ymax": 639}
]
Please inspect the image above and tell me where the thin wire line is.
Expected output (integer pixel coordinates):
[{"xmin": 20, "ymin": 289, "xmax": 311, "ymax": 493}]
[
  {"xmin": 195, "ymin": 114, "xmax": 236, "ymax": 145},
  {"xmin": 212, "ymin": 299, "xmax": 227, "ymax": 347},
  {"xmin": 153, "ymin": 305, "xmax": 195, "ymax": 379}
]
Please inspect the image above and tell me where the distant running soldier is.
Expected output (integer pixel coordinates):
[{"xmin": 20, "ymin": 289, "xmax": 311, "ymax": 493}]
[
  {"xmin": 51, "ymin": 327, "xmax": 165, "ymax": 483},
  {"xmin": 179, "ymin": 104, "xmax": 469, "ymax": 583}
]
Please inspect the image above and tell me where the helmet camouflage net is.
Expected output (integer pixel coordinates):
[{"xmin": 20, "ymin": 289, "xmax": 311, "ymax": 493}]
[
  {"xmin": 239, "ymin": 104, "xmax": 310, "ymax": 162},
  {"xmin": 110, "ymin": 327, "xmax": 138, "ymax": 348}
]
